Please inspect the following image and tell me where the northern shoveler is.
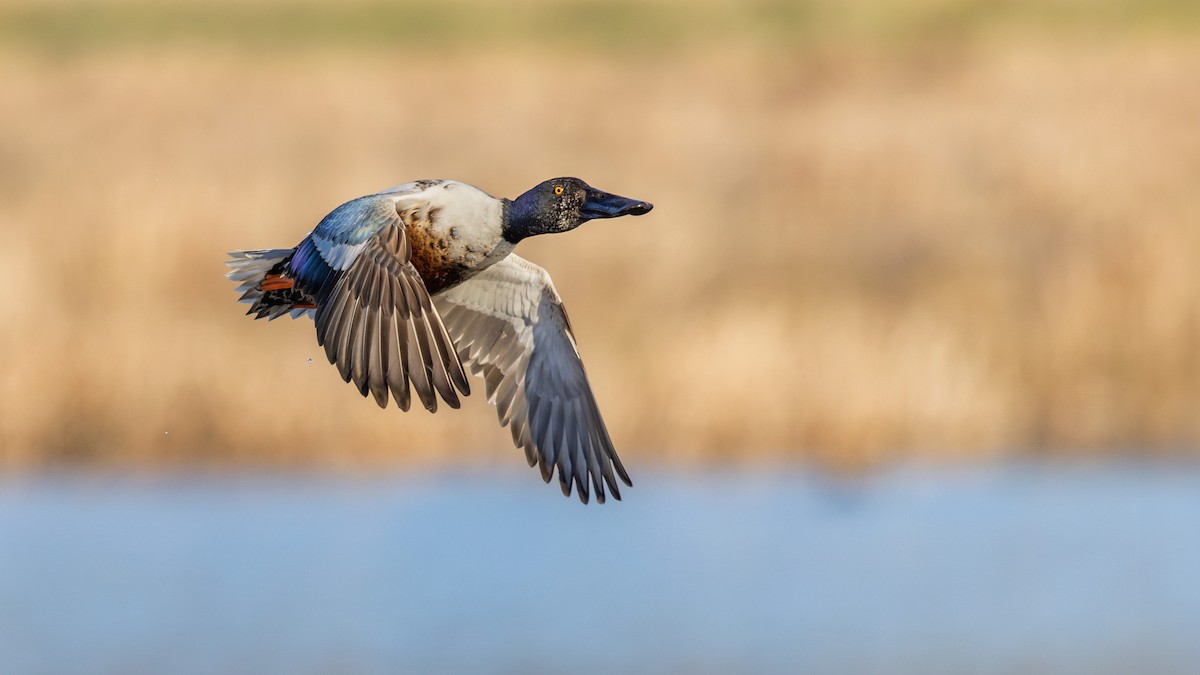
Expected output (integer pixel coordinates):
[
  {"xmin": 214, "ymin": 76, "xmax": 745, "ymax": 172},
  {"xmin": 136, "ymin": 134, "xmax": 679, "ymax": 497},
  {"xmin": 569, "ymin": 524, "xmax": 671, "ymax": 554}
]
[{"xmin": 227, "ymin": 178, "xmax": 653, "ymax": 503}]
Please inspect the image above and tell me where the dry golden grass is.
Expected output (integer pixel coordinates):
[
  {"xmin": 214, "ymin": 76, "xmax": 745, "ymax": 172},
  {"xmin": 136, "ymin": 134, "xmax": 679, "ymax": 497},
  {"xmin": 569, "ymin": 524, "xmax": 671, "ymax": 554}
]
[{"xmin": 2, "ymin": 3, "xmax": 1199, "ymax": 471}]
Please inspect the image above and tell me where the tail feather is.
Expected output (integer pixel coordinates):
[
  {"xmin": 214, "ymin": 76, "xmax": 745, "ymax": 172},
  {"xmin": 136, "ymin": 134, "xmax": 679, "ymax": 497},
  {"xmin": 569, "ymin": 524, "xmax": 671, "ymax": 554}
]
[{"xmin": 226, "ymin": 248, "xmax": 314, "ymax": 320}]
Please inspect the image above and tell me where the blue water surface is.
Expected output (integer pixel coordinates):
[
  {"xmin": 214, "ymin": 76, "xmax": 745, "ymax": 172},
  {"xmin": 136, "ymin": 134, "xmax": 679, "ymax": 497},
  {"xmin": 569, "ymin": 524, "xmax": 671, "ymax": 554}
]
[{"xmin": 1, "ymin": 463, "xmax": 1198, "ymax": 674}]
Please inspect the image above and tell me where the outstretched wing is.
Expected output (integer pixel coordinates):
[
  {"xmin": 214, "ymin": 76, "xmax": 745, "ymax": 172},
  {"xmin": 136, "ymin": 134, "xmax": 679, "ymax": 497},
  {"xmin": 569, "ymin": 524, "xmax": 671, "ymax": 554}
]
[
  {"xmin": 433, "ymin": 255, "xmax": 631, "ymax": 503},
  {"xmin": 294, "ymin": 190, "xmax": 470, "ymax": 412}
]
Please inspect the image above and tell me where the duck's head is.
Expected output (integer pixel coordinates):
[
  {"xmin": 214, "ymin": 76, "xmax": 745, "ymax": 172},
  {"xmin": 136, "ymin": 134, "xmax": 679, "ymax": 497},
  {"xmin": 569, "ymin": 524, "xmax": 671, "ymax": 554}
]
[{"xmin": 504, "ymin": 177, "xmax": 653, "ymax": 242}]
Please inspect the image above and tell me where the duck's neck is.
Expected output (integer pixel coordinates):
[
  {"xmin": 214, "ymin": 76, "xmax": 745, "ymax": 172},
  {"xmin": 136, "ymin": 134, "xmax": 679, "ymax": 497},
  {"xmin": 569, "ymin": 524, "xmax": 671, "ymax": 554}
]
[{"xmin": 501, "ymin": 196, "xmax": 535, "ymax": 244}]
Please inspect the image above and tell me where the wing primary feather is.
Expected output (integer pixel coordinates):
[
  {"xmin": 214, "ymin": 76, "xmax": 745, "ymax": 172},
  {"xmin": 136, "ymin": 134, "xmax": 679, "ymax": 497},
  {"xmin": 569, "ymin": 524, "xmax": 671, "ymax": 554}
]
[
  {"xmin": 338, "ymin": 261, "xmax": 372, "ymax": 384},
  {"xmin": 535, "ymin": 399, "xmax": 556, "ymax": 483},
  {"xmin": 388, "ymin": 278, "xmax": 413, "ymax": 412},
  {"xmin": 334, "ymin": 294, "xmax": 359, "ymax": 384},
  {"xmin": 525, "ymin": 392, "xmax": 541, "ymax": 428},
  {"xmin": 607, "ymin": 438, "xmax": 632, "ymax": 487},
  {"xmin": 574, "ymin": 471, "xmax": 590, "ymax": 505},
  {"xmin": 575, "ymin": 399, "xmax": 602, "ymax": 503},
  {"xmin": 353, "ymin": 265, "xmax": 376, "ymax": 401},
  {"xmin": 317, "ymin": 277, "xmax": 352, "ymax": 353},
  {"xmin": 419, "ymin": 313, "xmax": 460, "ymax": 410},
  {"xmin": 377, "ymin": 274, "xmax": 396, "ymax": 409},
  {"xmin": 405, "ymin": 308, "xmax": 437, "ymax": 413},
  {"xmin": 567, "ymin": 409, "xmax": 588, "ymax": 503},
  {"xmin": 366, "ymin": 270, "xmax": 388, "ymax": 408},
  {"xmin": 364, "ymin": 317, "xmax": 384, "ymax": 403},
  {"xmin": 589, "ymin": 422, "xmax": 621, "ymax": 500},
  {"xmin": 349, "ymin": 304, "xmax": 369, "ymax": 397},
  {"xmin": 399, "ymin": 273, "xmax": 422, "ymax": 319},
  {"xmin": 556, "ymin": 408, "xmax": 573, "ymax": 498},
  {"xmin": 532, "ymin": 397, "xmax": 553, "ymax": 465},
  {"xmin": 428, "ymin": 311, "xmax": 470, "ymax": 396},
  {"xmin": 411, "ymin": 312, "xmax": 443, "ymax": 411},
  {"xmin": 572, "ymin": 405, "xmax": 592, "ymax": 506},
  {"xmin": 583, "ymin": 397, "xmax": 629, "ymax": 486},
  {"xmin": 365, "ymin": 308, "xmax": 386, "ymax": 406}
]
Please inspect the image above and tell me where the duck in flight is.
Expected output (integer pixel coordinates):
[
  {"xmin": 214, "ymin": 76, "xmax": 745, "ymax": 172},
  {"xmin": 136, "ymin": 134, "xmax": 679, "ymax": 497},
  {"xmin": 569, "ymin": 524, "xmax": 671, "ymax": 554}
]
[{"xmin": 227, "ymin": 178, "xmax": 653, "ymax": 503}]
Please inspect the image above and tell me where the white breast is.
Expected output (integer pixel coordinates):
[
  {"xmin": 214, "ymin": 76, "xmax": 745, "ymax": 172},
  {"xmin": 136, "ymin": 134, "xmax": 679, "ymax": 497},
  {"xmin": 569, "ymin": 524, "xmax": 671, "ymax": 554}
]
[{"xmin": 387, "ymin": 180, "xmax": 514, "ymax": 274}]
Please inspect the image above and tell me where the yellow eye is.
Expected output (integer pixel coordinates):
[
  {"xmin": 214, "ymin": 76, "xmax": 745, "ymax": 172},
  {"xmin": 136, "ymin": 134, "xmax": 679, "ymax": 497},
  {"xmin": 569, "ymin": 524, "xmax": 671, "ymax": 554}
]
[{"xmin": 553, "ymin": 186, "xmax": 564, "ymax": 195}]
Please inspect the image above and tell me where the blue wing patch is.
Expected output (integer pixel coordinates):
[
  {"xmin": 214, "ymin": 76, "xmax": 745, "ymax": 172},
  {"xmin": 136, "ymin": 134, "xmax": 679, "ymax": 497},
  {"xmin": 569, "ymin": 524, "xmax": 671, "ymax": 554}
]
[
  {"xmin": 290, "ymin": 194, "xmax": 401, "ymax": 304},
  {"xmin": 309, "ymin": 195, "xmax": 400, "ymax": 270}
]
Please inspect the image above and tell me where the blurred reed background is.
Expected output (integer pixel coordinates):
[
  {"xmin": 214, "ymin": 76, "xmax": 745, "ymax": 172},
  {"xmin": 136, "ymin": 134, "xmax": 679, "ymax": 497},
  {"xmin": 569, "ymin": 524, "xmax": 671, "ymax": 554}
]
[{"xmin": 2, "ymin": 0, "xmax": 1199, "ymax": 472}]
